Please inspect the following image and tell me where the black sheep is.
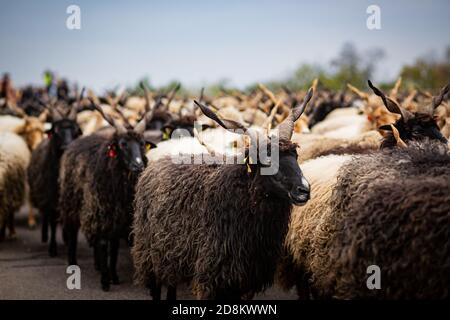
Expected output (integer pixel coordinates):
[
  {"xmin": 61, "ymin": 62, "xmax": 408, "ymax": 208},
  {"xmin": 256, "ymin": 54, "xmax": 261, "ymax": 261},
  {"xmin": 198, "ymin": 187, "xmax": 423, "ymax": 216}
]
[
  {"xmin": 368, "ymin": 81, "xmax": 449, "ymax": 148},
  {"xmin": 28, "ymin": 97, "xmax": 83, "ymax": 256},
  {"xmin": 59, "ymin": 100, "xmax": 156, "ymax": 291},
  {"xmin": 131, "ymin": 88, "xmax": 314, "ymax": 300}
]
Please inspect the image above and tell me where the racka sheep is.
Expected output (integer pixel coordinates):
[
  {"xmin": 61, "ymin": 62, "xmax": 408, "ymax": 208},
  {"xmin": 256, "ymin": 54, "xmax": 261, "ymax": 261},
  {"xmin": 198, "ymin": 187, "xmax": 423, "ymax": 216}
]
[
  {"xmin": 367, "ymin": 81, "xmax": 449, "ymax": 148},
  {"xmin": 283, "ymin": 141, "xmax": 450, "ymax": 299},
  {"xmin": 131, "ymin": 88, "xmax": 314, "ymax": 300},
  {"xmin": 28, "ymin": 98, "xmax": 83, "ymax": 256},
  {"xmin": 279, "ymin": 82, "xmax": 450, "ymax": 299},
  {"xmin": 59, "ymin": 99, "xmax": 156, "ymax": 291},
  {"xmin": 0, "ymin": 132, "xmax": 30, "ymax": 240}
]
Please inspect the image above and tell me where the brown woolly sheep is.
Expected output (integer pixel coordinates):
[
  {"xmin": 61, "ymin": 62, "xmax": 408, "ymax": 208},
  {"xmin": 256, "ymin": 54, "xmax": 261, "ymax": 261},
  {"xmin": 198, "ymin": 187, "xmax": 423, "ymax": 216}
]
[
  {"xmin": 283, "ymin": 141, "xmax": 450, "ymax": 299},
  {"xmin": 131, "ymin": 88, "xmax": 314, "ymax": 300},
  {"xmin": 278, "ymin": 82, "xmax": 448, "ymax": 297},
  {"xmin": 277, "ymin": 81, "xmax": 449, "ymax": 297},
  {"xmin": 59, "ymin": 99, "xmax": 156, "ymax": 291}
]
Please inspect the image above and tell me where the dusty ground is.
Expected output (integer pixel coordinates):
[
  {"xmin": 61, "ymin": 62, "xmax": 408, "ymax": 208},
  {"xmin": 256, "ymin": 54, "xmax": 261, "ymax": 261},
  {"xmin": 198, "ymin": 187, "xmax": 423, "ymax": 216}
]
[{"xmin": 0, "ymin": 207, "xmax": 297, "ymax": 300}]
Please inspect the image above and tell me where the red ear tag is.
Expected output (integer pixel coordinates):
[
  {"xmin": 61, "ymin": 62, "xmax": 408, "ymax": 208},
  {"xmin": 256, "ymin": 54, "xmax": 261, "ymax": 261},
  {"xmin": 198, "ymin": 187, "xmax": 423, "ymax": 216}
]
[
  {"xmin": 107, "ymin": 145, "xmax": 117, "ymax": 158},
  {"xmin": 47, "ymin": 133, "xmax": 52, "ymax": 139}
]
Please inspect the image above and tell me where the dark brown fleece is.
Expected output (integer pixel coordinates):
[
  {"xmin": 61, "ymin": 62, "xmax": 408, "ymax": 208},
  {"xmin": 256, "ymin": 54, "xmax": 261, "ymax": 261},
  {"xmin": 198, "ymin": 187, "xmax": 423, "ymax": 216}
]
[
  {"xmin": 309, "ymin": 141, "xmax": 450, "ymax": 299},
  {"xmin": 132, "ymin": 141, "xmax": 297, "ymax": 299},
  {"xmin": 28, "ymin": 139, "xmax": 60, "ymax": 213},
  {"xmin": 59, "ymin": 131, "xmax": 146, "ymax": 245}
]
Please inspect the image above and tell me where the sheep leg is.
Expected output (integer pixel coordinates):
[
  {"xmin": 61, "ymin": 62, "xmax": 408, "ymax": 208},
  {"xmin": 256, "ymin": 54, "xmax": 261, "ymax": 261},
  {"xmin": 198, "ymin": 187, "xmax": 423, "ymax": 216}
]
[
  {"xmin": 7, "ymin": 212, "xmax": 16, "ymax": 239},
  {"xmin": 94, "ymin": 244, "xmax": 100, "ymax": 271},
  {"xmin": 167, "ymin": 285, "xmax": 177, "ymax": 301},
  {"xmin": 146, "ymin": 275, "xmax": 161, "ymax": 300},
  {"xmin": 28, "ymin": 202, "xmax": 36, "ymax": 229},
  {"xmin": 216, "ymin": 287, "xmax": 242, "ymax": 301},
  {"xmin": 96, "ymin": 238, "xmax": 110, "ymax": 291},
  {"xmin": 296, "ymin": 274, "xmax": 312, "ymax": 300},
  {"xmin": 109, "ymin": 238, "xmax": 120, "ymax": 285},
  {"xmin": 48, "ymin": 214, "xmax": 58, "ymax": 257},
  {"xmin": 41, "ymin": 213, "xmax": 48, "ymax": 243},
  {"xmin": 62, "ymin": 226, "xmax": 68, "ymax": 245},
  {"xmin": 67, "ymin": 225, "xmax": 79, "ymax": 266},
  {"xmin": 0, "ymin": 222, "xmax": 6, "ymax": 242}
]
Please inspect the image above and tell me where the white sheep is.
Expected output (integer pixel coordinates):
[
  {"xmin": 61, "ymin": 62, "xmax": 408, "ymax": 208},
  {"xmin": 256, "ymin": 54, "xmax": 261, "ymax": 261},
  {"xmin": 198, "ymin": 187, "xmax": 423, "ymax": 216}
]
[{"xmin": 0, "ymin": 132, "xmax": 30, "ymax": 239}]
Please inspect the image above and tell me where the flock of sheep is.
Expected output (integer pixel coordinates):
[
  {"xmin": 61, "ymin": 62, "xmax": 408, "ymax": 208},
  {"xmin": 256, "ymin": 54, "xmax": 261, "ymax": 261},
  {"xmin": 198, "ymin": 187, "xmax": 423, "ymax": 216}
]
[{"xmin": 0, "ymin": 77, "xmax": 449, "ymax": 299}]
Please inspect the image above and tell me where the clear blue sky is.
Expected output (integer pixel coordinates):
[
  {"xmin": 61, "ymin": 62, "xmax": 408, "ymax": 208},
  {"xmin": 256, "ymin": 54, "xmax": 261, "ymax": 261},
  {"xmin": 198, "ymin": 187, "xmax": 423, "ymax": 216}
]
[{"xmin": 1, "ymin": 0, "xmax": 449, "ymax": 91}]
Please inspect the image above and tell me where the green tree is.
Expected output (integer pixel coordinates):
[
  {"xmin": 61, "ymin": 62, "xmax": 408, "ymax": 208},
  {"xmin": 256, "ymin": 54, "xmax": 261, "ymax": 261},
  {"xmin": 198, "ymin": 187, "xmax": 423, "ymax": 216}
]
[{"xmin": 400, "ymin": 45, "xmax": 450, "ymax": 89}]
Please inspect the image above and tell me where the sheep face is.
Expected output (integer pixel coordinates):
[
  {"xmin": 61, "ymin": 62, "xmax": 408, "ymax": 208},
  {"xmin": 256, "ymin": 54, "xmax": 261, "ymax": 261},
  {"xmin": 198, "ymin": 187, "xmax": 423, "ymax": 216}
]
[
  {"xmin": 47, "ymin": 119, "xmax": 82, "ymax": 150},
  {"xmin": 109, "ymin": 131, "xmax": 153, "ymax": 173},
  {"xmin": 255, "ymin": 140, "xmax": 310, "ymax": 206},
  {"xmin": 380, "ymin": 113, "xmax": 448, "ymax": 148},
  {"xmin": 369, "ymin": 81, "xmax": 449, "ymax": 147}
]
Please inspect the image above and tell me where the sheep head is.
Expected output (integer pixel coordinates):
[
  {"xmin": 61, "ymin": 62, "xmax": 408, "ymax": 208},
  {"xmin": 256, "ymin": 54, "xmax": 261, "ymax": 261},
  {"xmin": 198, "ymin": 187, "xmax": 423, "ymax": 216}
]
[
  {"xmin": 369, "ymin": 80, "xmax": 449, "ymax": 148},
  {"xmin": 193, "ymin": 87, "xmax": 314, "ymax": 206},
  {"xmin": 36, "ymin": 91, "xmax": 84, "ymax": 150},
  {"xmin": 14, "ymin": 116, "xmax": 47, "ymax": 150},
  {"xmin": 89, "ymin": 97, "xmax": 157, "ymax": 173},
  {"xmin": 6, "ymin": 101, "xmax": 47, "ymax": 150}
]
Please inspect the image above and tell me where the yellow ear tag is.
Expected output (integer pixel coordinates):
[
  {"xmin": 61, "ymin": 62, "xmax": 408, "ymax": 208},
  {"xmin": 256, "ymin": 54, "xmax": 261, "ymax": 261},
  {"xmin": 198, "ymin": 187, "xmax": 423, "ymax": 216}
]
[
  {"xmin": 163, "ymin": 128, "xmax": 171, "ymax": 140},
  {"xmin": 145, "ymin": 143, "xmax": 152, "ymax": 151},
  {"xmin": 244, "ymin": 156, "xmax": 252, "ymax": 173}
]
